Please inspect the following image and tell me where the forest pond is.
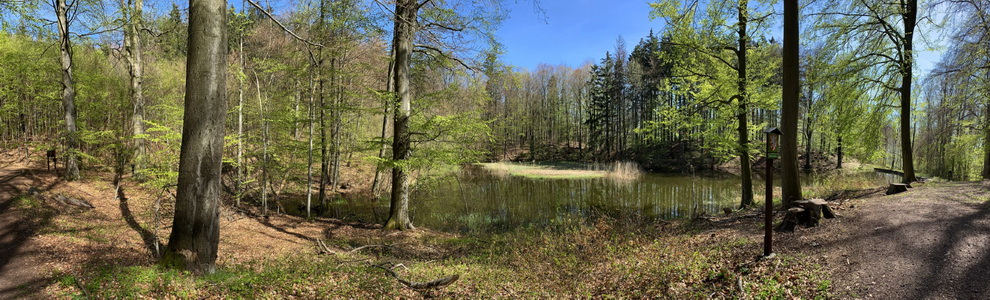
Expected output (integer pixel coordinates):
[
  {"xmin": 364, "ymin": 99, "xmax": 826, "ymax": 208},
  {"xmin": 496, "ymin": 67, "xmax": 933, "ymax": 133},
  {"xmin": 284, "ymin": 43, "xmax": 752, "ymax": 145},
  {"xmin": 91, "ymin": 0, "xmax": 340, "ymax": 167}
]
[{"xmin": 287, "ymin": 163, "xmax": 898, "ymax": 234}]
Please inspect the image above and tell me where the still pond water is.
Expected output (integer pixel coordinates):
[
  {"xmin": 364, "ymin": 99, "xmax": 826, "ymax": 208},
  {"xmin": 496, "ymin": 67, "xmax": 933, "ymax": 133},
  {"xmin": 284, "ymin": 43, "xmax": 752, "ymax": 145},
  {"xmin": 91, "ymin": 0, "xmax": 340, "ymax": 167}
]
[{"xmin": 292, "ymin": 164, "xmax": 897, "ymax": 233}]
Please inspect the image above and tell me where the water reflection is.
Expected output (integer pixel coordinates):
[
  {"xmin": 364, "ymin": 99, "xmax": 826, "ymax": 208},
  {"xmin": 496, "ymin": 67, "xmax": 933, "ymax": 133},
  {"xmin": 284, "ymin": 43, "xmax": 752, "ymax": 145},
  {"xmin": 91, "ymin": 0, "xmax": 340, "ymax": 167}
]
[{"xmin": 294, "ymin": 165, "xmax": 896, "ymax": 233}]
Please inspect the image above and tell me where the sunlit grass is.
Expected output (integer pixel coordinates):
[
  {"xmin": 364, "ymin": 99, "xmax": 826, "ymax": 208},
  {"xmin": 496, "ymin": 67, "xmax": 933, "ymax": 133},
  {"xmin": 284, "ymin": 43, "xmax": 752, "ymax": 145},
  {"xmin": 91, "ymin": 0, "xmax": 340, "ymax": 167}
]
[
  {"xmin": 477, "ymin": 161, "xmax": 642, "ymax": 180},
  {"xmin": 67, "ymin": 219, "xmax": 831, "ymax": 298}
]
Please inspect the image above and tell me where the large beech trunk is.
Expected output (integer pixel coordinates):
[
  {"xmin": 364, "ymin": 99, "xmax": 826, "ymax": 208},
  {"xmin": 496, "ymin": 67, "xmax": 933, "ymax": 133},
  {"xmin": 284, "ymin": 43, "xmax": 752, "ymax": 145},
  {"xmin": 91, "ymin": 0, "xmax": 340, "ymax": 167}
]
[
  {"xmin": 781, "ymin": 0, "xmax": 802, "ymax": 204},
  {"xmin": 384, "ymin": 0, "xmax": 418, "ymax": 230},
  {"xmin": 899, "ymin": 0, "xmax": 919, "ymax": 183},
  {"xmin": 736, "ymin": 0, "xmax": 753, "ymax": 208},
  {"xmin": 164, "ymin": 0, "xmax": 227, "ymax": 274}
]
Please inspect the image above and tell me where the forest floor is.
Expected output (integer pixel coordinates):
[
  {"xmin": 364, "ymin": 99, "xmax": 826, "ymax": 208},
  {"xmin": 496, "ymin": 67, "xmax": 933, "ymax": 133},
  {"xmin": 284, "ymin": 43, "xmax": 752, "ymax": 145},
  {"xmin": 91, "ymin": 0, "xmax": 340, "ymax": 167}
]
[
  {"xmin": 1, "ymin": 149, "xmax": 988, "ymax": 298},
  {"xmin": 0, "ymin": 151, "xmax": 50, "ymax": 299},
  {"xmin": 778, "ymin": 180, "xmax": 990, "ymax": 299}
]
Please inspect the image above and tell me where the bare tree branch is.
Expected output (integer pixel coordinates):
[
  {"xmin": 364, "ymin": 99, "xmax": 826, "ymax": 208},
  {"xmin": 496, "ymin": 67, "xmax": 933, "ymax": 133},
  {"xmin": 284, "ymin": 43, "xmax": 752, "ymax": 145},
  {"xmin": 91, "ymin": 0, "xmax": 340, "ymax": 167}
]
[{"xmin": 245, "ymin": 0, "xmax": 323, "ymax": 48}]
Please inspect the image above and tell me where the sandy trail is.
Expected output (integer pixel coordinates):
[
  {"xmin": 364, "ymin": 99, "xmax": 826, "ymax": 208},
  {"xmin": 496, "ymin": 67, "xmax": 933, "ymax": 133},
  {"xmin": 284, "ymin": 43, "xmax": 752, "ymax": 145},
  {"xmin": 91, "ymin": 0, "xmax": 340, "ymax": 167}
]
[
  {"xmin": 0, "ymin": 154, "xmax": 53, "ymax": 299},
  {"xmin": 782, "ymin": 181, "xmax": 990, "ymax": 299}
]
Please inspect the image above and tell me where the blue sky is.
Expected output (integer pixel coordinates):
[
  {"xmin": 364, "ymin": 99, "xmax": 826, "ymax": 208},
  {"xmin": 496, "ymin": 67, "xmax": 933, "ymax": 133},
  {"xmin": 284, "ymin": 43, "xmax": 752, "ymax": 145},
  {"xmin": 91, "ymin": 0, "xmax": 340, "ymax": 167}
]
[
  {"xmin": 495, "ymin": 0, "xmax": 943, "ymax": 74},
  {"xmin": 23, "ymin": 0, "xmax": 941, "ymax": 75},
  {"xmin": 496, "ymin": 0, "xmax": 666, "ymax": 71}
]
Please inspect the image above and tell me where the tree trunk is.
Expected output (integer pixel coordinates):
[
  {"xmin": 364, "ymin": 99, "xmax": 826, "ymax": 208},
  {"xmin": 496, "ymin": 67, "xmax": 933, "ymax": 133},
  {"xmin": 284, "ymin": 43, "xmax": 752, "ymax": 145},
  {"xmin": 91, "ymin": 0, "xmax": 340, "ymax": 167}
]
[
  {"xmin": 236, "ymin": 30, "xmax": 245, "ymax": 207},
  {"xmin": 736, "ymin": 0, "xmax": 753, "ymax": 208},
  {"xmin": 983, "ymin": 101, "xmax": 990, "ymax": 179},
  {"xmin": 900, "ymin": 0, "xmax": 919, "ymax": 183},
  {"xmin": 124, "ymin": 0, "xmax": 146, "ymax": 180},
  {"xmin": 56, "ymin": 0, "xmax": 80, "ymax": 181},
  {"xmin": 307, "ymin": 73, "xmax": 315, "ymax": 218},
  {"xmin": 164, "ymin": 0, "xmax": 226, "ymax": 274},
  {"xmin": 330, "ymin": 62, "xmax": 343, "ymax": 190},
  {"xmin": 371, "ymin": 47, "xmax": 395, "ymax": 197},
  {"xmin": 804, "ymin": 127, "xmax": 812, "ymax": 170},
  {"xmin": 294, "ymin": 82, "xmax": 301, "ymax": 140},
  {"xmin": 315, "ymin": 0, "xmax": 327, "ymax": 208},
  {"xmin": 255, "ymin": 74, "xmax": 268, "ymax": 215},
  {"xmin": 384, "ymin": 0, "xmax": 418, "ymax": 231},
  {"xmin": 781, "ymin": 0, "xmax": 803, "ymax": 205},
  {"xmin": 836, "ymin": 135, "xmax": 844, "ymax": 169}
]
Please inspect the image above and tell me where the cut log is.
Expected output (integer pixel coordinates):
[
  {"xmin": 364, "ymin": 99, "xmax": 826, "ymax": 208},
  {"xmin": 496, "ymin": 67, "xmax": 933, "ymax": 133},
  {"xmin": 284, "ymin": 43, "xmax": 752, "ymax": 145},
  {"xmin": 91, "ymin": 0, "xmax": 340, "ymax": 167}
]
[{"xmin": 886, "ymin": 183, "xmax": 908, "ymax": 195}]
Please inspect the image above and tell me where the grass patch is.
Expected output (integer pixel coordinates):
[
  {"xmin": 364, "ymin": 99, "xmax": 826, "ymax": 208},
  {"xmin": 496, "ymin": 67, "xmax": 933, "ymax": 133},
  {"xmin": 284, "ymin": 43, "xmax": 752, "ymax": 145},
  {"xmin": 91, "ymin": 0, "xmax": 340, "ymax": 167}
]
[
  {"xmin": 478, "ymin": 161, "xmax": 642, "ymax": 180},
  {"xmin": 12, "ymin": 194, "xmax": 40, "ymax": 210},
  {"xmin": 75, "ymin": 219, "xmax": 830, "ymax": 298},
  {"xmin": 804, "ymin": 170, "xmax": 887, "ymax": 200}
]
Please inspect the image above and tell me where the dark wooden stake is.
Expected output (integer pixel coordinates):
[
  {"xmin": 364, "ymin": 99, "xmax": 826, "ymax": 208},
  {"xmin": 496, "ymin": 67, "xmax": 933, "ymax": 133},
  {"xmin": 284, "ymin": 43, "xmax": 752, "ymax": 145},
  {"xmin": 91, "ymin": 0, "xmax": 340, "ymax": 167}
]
[{"xmin": 764, "ymin": 153, "xmax": 774, "ymax": 257}]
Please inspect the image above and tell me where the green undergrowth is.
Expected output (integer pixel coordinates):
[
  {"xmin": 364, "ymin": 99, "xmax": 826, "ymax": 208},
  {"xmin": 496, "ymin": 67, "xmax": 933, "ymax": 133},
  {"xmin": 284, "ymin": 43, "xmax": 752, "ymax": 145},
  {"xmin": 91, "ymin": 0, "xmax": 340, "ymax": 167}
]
[{"xmin": 65, "ymin": 219, "xmax": 831, "ymax": 299}]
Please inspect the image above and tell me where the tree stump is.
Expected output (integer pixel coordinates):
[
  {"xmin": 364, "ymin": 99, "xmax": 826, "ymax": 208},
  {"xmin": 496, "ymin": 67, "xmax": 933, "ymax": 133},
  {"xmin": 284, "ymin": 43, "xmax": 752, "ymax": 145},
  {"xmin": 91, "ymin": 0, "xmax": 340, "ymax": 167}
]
[
  {"xmin": 793, "ymin": 200, "xmax": 822, "ymax": 226},
  {"xmin": 886, "ymin": 183, "xmax": 908, "ymax": 195},
  {"xmin": 821, "ymin": 202, "xmax": 836, "ymax": 219},
  {"xmin": 778, "ymin": 199, "xmax": 836, "ymax": 231},
  {"xmin": 777, "ymin": 207, "xmax": 805, "ymax": 232}
]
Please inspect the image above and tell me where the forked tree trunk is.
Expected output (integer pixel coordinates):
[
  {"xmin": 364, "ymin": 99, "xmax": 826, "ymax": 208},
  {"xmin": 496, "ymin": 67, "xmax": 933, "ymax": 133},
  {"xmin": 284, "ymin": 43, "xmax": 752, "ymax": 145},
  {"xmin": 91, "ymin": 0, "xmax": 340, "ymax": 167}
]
[
  {"xmin": 56, "ymin": 0, "xmax": 80, "ymax": 181},
  {"xmin": 164, "ymin": 0, "xmax": 226, "ymax": 274}
]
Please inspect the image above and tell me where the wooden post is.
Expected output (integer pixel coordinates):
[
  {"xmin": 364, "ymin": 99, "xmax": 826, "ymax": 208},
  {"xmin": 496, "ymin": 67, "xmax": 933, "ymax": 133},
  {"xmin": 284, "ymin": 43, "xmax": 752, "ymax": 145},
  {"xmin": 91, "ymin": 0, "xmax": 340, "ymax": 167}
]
[
  {"xmin": 764, "ymin": 152, "xmax": 773, "ymax": 257},
  {"xmin": 763, "ymin": 127, "xmax": 780, "ymax": 257}
]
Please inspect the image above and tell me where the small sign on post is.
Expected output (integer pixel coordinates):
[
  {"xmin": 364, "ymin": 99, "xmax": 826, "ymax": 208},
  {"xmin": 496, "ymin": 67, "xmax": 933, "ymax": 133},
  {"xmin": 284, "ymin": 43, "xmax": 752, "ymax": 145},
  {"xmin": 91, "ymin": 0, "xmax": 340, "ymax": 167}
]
[
  {"xmin": 763, "ymin": 127, "xmax": 782, "ymax": 258},
  {"xmin": 766, "ymin": 129, "xmax": 781, "ymax": 159}
]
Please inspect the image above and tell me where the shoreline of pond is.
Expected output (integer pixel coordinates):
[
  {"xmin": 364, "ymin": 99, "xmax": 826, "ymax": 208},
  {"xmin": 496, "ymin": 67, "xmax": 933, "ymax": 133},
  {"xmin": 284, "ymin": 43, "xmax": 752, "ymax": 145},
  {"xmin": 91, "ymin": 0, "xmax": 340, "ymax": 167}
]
[{"xmin": 278, "ymin": 161, "xmax": 895, "ymax": 234}]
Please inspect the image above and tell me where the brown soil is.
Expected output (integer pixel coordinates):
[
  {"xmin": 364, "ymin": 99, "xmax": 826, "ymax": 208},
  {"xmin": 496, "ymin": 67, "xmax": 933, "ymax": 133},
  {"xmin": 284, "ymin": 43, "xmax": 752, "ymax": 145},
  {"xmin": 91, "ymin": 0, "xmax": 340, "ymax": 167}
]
[
  {"xmin": 0, "ymin": 152, "xmax": 51, "ymax": 299},
  {"xmin": 0, "ymin": 149, "xmax": 451, "ymax": 297},
  {"xmin": 777, "ymin": 181, "xmax": 990, "ymax": 299}
]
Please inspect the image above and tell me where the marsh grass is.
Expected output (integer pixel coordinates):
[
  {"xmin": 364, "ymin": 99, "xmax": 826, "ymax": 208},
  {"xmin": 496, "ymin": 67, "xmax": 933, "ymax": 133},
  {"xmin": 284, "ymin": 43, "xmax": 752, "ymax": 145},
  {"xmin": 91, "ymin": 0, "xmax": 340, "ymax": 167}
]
[{"xmin": 478, "ymin": 161, "xmax": 643, "ymax": 180}]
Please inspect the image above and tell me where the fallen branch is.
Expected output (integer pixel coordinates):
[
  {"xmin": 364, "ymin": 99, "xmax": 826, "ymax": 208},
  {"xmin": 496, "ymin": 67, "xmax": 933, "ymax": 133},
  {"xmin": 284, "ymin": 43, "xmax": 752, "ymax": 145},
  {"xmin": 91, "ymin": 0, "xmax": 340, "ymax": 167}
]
[
  {"xmin": 372, "ymin": 262, "xmax": 460, "ymax": 290},
  {"xmin": 53, "ymin": 194, "xmax": 95, "ymax": 209},
  {"xmin": 350, "ymin": 244, "xmax": 395, "ymax": 253},
  {"xmin": 75, "ymin": 278, "xmax": 91, "ymax": 299},
  {"xmin": 315, "ymin": 238, "xmax": 337, "ymax": 255}
]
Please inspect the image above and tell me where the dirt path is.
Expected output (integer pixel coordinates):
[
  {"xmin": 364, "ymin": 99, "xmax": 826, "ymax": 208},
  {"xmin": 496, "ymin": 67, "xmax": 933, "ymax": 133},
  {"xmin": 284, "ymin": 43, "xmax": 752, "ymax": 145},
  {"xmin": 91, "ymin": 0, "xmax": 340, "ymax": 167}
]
[
  {"xmin": 0, "ymin": 154, "xmax": 53, "ymax": 299},
  {"xmin": 782, "ymin": 181, "xmax": 990, "ymax": 299}
]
